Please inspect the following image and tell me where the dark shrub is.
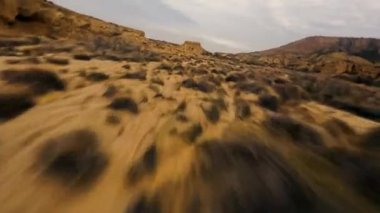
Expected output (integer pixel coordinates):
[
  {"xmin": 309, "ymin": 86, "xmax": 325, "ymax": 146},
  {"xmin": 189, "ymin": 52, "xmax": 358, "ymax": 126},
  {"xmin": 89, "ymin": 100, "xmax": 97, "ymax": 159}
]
[
  {"xmin": 326, "ymin": 98, "xmax": 380, "ymax": 121},
  {"xmin": 1, "ymin": 68, "xmax": 65, "ymax": 94},
  {"xmin": 235, "ymin": 81, "xmax": 267, "ymax": 95},
  {"xmin": 45, "ymin": 57, "xmax": 70, "ymax": 65},
  {"xmin": 265, "ymin": 115, "xmax": 324, "ymax": 148},
  {"xmin": 202, "ymin": 104, "xmax": 220, "ymax": 123},
  {"xmin": 38, "ymin": 129, "xmax": 108, "ymax": 187},
  {"xmin": 273, "ymin": 84, "xmax": 310, "ymax": 102},
  {"xmin": 108, "ymin": 97, "xmax": 139, "ymax": 114},
  {"xmin": 322, "ymin": 148, "xmax": 380, "ymax": 204},
  {"xmin": 0, "ymin": 93, "xmax": 35, "ymax": 120},
  {"xmin": 86, "ymin": 72, "xmax": 109, "ymax": 82},
  {"xmin": 323, "ymin": 118, "xmax": 356, "ymax": 137},
  {"xmin": 182, "ymin": 79, "xmax": 215, "ymax": 93},
  {"xmin": 191, "ymin": 140, "xmax": 317, "ymax": 212},
  {"xmin": 127, "ymin": 145, "xmax": 158, "ymax": 184},
  {"xmin": 73, "ymin": 54, "xmax": 92, "ymax": 61},
  {"xmin": 225, "ymin": 73, "xmax": 246, "ymax": 82},
  {"xmin": 182, "ymin": 123, "xmax": 203, "ymax": 143},
  {"xmin": 359, "ymin": 127, "xmax": 380, "ymax": 150},
  {"xmin": 258, "ymin": 94, "xmax": 280, "ymax": 111},
  {"xmin": 103, "ymin": 85, "xmax": 118, "ymax": 98},
  {"xmin": 123, "ymin": 71, "xmax": 147, "ymax": 81},
  {"xmin": 158, "ymin": 62, "xmax": 172, "ymax": 71},
  {"xmin": 126, "ymin": 194, "xmax": 161, "ymax": 213},
  {"xmin": 151, "ymin": 78, "xmax": 164, "ymax": 86},
  {"xmin": 235, "ymin": 99, "xmax": 251, "ymax": 119}
]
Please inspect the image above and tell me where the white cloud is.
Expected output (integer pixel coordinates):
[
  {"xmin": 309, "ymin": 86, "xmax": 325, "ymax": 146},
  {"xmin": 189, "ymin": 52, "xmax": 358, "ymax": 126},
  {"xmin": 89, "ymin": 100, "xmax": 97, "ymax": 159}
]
[{"xmin": 54, "ymin": 0, "xmax": 380, "ymax": 52}]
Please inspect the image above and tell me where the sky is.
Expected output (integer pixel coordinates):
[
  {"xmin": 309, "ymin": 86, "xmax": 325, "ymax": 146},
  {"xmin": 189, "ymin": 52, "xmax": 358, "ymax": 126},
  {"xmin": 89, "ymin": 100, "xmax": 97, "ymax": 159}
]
[{"xmin": 54, "ymin": 0, "xmax": 380, "ymax": 53}]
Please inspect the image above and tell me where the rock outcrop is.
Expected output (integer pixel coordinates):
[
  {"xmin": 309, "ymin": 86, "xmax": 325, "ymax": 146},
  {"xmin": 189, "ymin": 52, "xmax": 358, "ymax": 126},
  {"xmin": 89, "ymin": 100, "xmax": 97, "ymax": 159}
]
[
  {"xmin": 181, "ymin": 41, "xmax": 206, "ymax": 55},
  {"xmin": 0, "ymin": 0, "xmax": 42, "ymax": 23}
]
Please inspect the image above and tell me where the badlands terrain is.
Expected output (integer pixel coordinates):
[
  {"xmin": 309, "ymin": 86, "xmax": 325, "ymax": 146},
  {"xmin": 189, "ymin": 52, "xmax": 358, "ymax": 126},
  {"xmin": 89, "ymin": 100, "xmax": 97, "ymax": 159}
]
[{"xmin": 1, "ymin": 0, "xmax": 380, "ymax": 213}]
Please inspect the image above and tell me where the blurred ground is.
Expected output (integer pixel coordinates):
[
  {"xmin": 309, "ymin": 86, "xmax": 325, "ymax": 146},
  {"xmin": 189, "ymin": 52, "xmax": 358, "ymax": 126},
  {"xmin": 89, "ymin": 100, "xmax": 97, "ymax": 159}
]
[{"xmin": 0, "ymin": 1, "xmax": 380, "ymax": 213}]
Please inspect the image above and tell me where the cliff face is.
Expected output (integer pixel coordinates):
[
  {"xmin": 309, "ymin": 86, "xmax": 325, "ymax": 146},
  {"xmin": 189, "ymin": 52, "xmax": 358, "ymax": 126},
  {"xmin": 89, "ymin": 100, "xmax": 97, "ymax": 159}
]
[
  {"xmin": 0, "ymin": 1, "xmax": 208, "ymax": 57},
  {"xmin": 181, "ymin": 41, "xmax": 206, "ymax": 55},
  {"xmin": 0, "ymin": 0, "xmax": 42, "ymax": 23}
]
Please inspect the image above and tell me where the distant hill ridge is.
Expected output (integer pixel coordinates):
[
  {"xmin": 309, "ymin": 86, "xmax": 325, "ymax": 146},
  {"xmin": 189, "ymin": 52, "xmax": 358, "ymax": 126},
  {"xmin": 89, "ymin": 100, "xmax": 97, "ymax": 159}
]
[{"xmin": 261, "ymin": 36, "xmax": 380, "ymax": 62}]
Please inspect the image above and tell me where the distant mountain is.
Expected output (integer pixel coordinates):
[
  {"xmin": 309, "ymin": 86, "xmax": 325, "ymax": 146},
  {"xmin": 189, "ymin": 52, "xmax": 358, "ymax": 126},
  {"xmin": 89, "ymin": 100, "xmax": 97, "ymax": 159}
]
[{"xmin": 261, "ymin": 36, "xmax": 380, "ymax": 62}]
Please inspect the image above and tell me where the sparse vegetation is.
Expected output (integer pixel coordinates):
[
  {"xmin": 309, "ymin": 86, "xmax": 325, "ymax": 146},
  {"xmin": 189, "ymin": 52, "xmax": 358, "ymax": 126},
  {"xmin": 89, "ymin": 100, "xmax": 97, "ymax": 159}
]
[
  {"xmin": 127, "ymin": 145, "xmax": 158, "ymax": 184},
  {"xmin": 108, "ymin": 97, "xmax": 139, "ymax": 114},
  {"xmin": 38, "ymin": 130, "xmax": 108, "ymax": 187},
  {"xmin": 235, "ymin": 99, "xmax": 251, "ymax": 119},
  {"xmin": 265, "ymin": 114, "xmax": 325, "ymax": 148},
  {"xmin": 258, "ymin": 94, "xmax": 280, "ymax": 111},
  {"xmin": 1, "ymin": 68, "xmax": 65, "ymax": 94},
  {"xmin": 103, "ymin": 85, "xmax": 118, "ymax": 98},
  {"xmin": 359, "ymin": 127, "xmax": 380, "ymax": 150},
  {"xmin": 123, "ymin": 70, "xmax": 147, "ymax": 81},
  {"xmin": 151, "ymin": 78, "xmax": 164, "ymax": 86},
  {"xmin": 45, "ymin": 57, "xmax": 70, "ymax": 65},
  {"xmin": 235, "ymin": 81, "xmax": 267, "ymax": 95},
  {"xmin": 158, "ymin": 62, "xmax": 172, "ymax": 71},
  {"xmin": 0, "ymin": 93, "xmax": 35, "ymax": 120},
  {"xmin": 182, "ymin": 79, "xmax": 215, "ymax": 93},
  {"xmin": 183, "ymin": 123, "xmax": 203, "ymax": 143},
  {"xmin": 202, "ymin": 104, "xmax": 220, "ymax": 123},
  {"xmin": 73, "ymin": 53, "xmax": 92, "ymax": 61},
  {"xmin": 86, "ymin": 72, "xmax": 109, "ymax": 82}
]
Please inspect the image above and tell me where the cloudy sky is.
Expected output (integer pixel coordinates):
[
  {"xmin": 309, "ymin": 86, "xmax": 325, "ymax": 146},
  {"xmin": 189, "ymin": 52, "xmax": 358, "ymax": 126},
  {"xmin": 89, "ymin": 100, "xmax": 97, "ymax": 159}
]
[{"xmin": 54, "ymin": 0, "xmax": 380, "ymax": 53}]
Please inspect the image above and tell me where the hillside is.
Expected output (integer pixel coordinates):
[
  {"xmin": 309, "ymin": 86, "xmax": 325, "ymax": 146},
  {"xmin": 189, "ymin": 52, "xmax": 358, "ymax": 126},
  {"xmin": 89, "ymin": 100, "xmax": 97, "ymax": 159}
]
[
  {"xmin": 261, "ymin": 36, "xmax": 380, "ymax": 62},
  {"xmin": 237, "ymin": 36, "xmax": 380, "ymax": 88},
  {"xmin": 1, "ymin": 1, "xmax": 380, "ymax": 213}
]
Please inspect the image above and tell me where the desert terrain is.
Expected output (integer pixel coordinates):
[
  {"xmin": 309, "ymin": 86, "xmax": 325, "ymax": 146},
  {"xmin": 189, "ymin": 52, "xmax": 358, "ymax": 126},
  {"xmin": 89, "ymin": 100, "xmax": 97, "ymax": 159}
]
[{"xmin": 0, "ymin": 1, "xmax": 380, "ymax": 213}]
